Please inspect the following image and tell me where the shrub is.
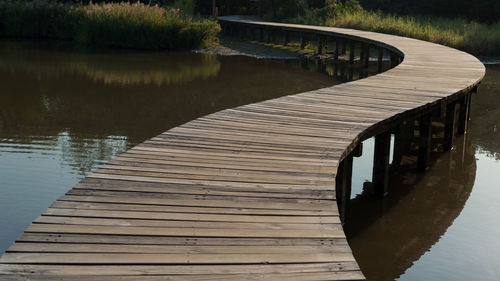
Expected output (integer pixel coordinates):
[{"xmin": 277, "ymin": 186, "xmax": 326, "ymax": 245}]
[
  {"xmin": 0, "ymin": 0, "xmax": 220, "ymax": 50},
  {"xmin": 286, "ymin": 0, "xmax": 500, "ymax": 56}
]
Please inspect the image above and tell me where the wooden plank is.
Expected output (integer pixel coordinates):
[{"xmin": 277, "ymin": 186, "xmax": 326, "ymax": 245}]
[{"xmin": 0, "ymin": 16, "xmax": 485, "ymax": 281}]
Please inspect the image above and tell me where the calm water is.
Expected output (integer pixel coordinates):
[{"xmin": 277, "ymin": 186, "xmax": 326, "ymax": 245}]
[
  {"xmin": 346, "ymin": 65, "xmax": 500, "ymax": 281},
  {"xmin": 1, "ymin": 40, "xmax": 499, "ymax": 281},
  {"xmin": 0, "ymin": 39, "xmax": 349, "ymax": 254}
]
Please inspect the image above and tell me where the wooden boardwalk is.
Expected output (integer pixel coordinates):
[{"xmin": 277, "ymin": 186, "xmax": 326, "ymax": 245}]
[{"xmin": 0, "ymin": 17, "xmax": 485, "ymax": 280}]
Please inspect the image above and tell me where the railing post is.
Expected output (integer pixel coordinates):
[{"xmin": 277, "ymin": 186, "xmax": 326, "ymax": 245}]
[
  {"xmin": 443, "ymin": 102, "xmax": 460, "ymax": 151},
  {"xmin": 417, "ymin": 114, "xmax": 433, "ymax": 170},
  {"xmin": 373, "ymin": 131, "xmax": 391, "ymax": 197},
  {"xmin": 336, "ymin": 154, "xmax": 353, "ymax": 224}
]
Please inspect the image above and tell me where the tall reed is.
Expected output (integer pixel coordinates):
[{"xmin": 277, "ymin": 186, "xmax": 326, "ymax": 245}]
[{"xmin": 0, "ymin": 0, "xmax": 220, "ymax": 50}]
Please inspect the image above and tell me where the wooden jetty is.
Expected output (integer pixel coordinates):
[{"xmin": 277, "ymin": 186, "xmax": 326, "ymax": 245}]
[{"xmin": 0, "ymin": 17, "xmax": 485, "ymax": 280}]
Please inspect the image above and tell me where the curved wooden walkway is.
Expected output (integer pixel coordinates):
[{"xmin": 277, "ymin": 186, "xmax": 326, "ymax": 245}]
[{"xmin": 0, "ymin": 17, "xmax": 484, "ymax": 280}]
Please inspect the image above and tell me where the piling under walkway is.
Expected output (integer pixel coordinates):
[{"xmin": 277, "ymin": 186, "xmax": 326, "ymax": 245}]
[{"xmin": 0, "ymin": 17, "xmax": 485, "ymax": 280}]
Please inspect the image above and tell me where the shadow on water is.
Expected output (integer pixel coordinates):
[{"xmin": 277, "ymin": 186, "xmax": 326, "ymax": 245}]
[
  {"xmin": 346, "ymin": 134, "xmax": 476, "ymax": 281},
  {"xmin": 345, "ymin": 64, "xmax": 500, "ymax": 281}
]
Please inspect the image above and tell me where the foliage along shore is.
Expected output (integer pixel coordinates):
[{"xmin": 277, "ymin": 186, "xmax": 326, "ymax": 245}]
[
  {"xmin": 278, "ymin": 0, "xmax": 499, "ymax": 57},
  {"xmin": 0, "ymin": 0, "xmax": 220, "ymax": 50}
]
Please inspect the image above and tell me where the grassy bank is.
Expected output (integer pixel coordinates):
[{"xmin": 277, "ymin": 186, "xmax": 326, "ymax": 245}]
[
  {"xmin": 0, "ymin": 0, "xmax": 220, "ymax": 50},
  {"xmin": 285, "ymin": 0, "xmax": 500, "ymax": 57}
]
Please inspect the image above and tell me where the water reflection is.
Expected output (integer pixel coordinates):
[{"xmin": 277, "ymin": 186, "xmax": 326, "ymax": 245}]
[
  {"xmin": 346, "ymin": 134, "xmax": 476, "ymax": 281},
  {"xmin": 0, "ymin": 40, "xmax": 221, "ymax": 86},
  {"xmin": 346, "ymin": 65, "xmax": 500, "ymax": 281},
  {"xmin": 0, "ymin": 39, "xmax": 347, "ymax": 254}
]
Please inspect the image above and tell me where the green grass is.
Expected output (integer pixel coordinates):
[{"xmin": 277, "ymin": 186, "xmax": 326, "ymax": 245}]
[
  {"xmin": 0, "ymin": 0, "xmax": 220, "ymax": 50},
  {"xmin": 286, "ymin": 0, "xmax": 500, "ymax": 57}
]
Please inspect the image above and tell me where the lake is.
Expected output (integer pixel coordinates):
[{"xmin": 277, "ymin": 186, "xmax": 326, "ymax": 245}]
[{"xmin": 0, "ymin": 39, "xmax": 499, "ymax": 281}]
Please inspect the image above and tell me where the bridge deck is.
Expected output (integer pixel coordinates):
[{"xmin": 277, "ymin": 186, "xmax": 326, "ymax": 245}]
[{"xmin": 0, "ymin": 17, "xmax": 485, "ymax": 280}]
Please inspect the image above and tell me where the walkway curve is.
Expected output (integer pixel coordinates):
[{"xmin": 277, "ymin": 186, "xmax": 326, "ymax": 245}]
[{"xmin": 0, "ymin": 17, "xmax": 485, "ymax": 280}]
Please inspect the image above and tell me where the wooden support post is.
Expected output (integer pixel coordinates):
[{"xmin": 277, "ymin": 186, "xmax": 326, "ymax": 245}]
[
  {"xmin": 266, "ymin": 29, "xmax": 271, "ymax": 43},
  {"xmin": 340, "ymin": 64, "xmax": 345, "ymax": 79},
  {"xmin": 250, "ymin": 28, "xmax": 256, "ymax": 41},
  {"xmin": 334, "ymin": 39, "xmax": 339, "ymax": 60},
  {"xmin": 360, "ymin": 43, "xmax": 365, "ymax": 62},
  {"xmin": 259, "ymin": 28, "xmax": 264, "ymax": 41},
  {"xmin": 443, "ymin": 102, "xmax": 460, "ymax": 151},
  {"xmin": 239, "ymin": 25, "xmax": 245, "ymax": 39},
  {"xmin": 417, "ymin": 114, "xmax": 432, "ymax": 171},
  {"xmin": 363, "ymin": 45, "xmax": 370, "ymax": 68},
  {"xmin": 392, "ymin": 127, "xmax": 402, "ymax": 171},
  {"xmin": 336, "ymin": 155, "xmax": 353, "ymax": 224},
  {"xmin": 317, "ymin": 35, "xmax": 324, "ymax": 54},
  {"xmin": 457, "ymin": 92, "xmax": 471, "ymax": 134},
  {"xmin": 390, "ymin": 53, "xmax": 399, "ymax": 67},
  {"xmin": 229, "ymin": 24, "xmax": 235, "ymax": 36},
  {"xmin": 391, "ymin": 121, "xmax": 412, "ymax": 171},
  {"xmin": 341, "ymin": 39, "xmax": 346, "ymax": 55},
  {"xmin": 271, "ymin": 29, "xmax": 276, "ymax": 44},
  {"xmin": 373, "ymin": 131, "xmax": 391, "ymax": 198},
  {"xmin": 284, "ymin": 31, "xmax": 290, "ymax": 46},
  {"xmin": 300, "ymin": 32, "xmax": 307, "ymax": 49},
  {"xmin": 349, "ymin": 40, "xmax": 355, "ymax": 64},
  {"xmin": 377, "ymin": 47, "xmax": 383, "ymax": 73}
]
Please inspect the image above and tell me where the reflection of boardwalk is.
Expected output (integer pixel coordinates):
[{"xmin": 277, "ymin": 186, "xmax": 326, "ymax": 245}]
[
  {"xmin": 346, "ymin": 135, "xmax": 476, "ymax": 280},
  {"xmin": 0, "ymin": 18, "xmax": 484, "ymax": 280}
]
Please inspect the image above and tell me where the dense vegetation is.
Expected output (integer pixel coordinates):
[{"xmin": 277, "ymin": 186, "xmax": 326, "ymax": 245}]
[
  {"xmin": 0, "ymin": 0, "xmax": 220, "ymax": 50},
  {"xmin": 266, "ymin": 0, "xmax": 500, "ymax": 56}
]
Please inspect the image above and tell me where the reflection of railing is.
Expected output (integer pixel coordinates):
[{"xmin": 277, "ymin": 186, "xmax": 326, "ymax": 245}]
[
  {"xmin": 0, "ymin": 41, "xmax": 221, "ymax": 86},
  {"xmin": 0, "ymin": 18, "xmax": 485, "ymax": 280}
]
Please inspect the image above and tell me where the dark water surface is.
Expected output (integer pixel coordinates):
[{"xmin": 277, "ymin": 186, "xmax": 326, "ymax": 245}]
[
  {"xmin": 0, "ymin": 40, "xmax": 345, "ymax": 254},
  {"xmin": 346, "ymin": 65, "xmax": 500, "ymax": 281},
  {"xmin": 1, "ymin": 39, "xmax": 499, "ymax": 281}
]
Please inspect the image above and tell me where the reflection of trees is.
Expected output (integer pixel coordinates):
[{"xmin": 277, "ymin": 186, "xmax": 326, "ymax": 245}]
[
  {"xmin": 0, "ymin": 41, "xmax": 221, "ymax": 87},
  {"xmin": 56, "ymin": 132, "xmax": 129, "ymax": 176},
  {"xmin": 469, "ymin": 65, "xmax": 500, "ymax": 160},
  {"xmin": 0, "ymin": 40, "xmax": 337, "ymax": 176},
  {"xmin": 345, "ymin": 135, "xmax": 476, "ymax": 281}
]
